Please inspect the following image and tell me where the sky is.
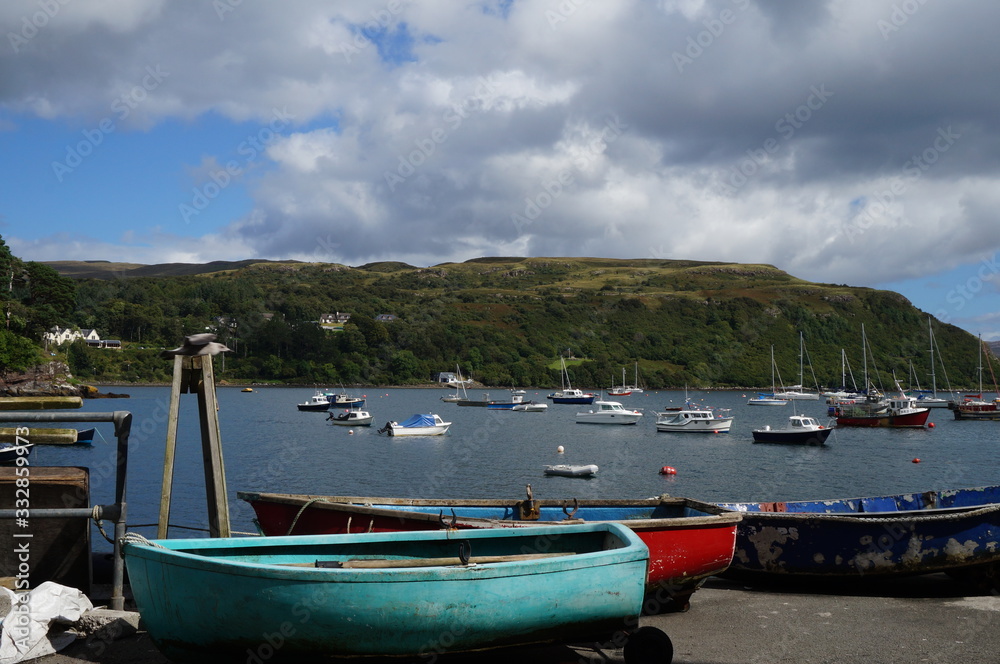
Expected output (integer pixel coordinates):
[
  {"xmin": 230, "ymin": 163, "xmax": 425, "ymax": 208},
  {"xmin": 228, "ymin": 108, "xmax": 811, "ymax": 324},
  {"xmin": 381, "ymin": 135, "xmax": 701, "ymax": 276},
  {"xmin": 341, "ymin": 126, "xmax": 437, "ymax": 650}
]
[{"xmin": 2, "ymin": 0, "xmax": 999, "ymax": 340}]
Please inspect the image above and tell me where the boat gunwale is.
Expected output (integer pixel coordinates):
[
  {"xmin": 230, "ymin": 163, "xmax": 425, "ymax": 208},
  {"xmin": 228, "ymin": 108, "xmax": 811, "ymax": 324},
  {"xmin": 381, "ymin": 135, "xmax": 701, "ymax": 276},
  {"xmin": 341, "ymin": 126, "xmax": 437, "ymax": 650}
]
[
  {"xmin": 237, "ymin": 491, "xmax": 743, "ymax": 526},
  {"xmin": 123, "ymin": 522, "xmax": 649, "ymax": 583}
]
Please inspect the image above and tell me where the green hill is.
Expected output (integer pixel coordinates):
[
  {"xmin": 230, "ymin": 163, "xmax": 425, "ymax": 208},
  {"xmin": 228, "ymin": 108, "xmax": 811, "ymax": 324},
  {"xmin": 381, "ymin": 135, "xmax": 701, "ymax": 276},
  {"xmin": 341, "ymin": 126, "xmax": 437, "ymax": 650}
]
[{"xmin": 48, "ymin": 256, "xmax": 992, "ymax": 390}]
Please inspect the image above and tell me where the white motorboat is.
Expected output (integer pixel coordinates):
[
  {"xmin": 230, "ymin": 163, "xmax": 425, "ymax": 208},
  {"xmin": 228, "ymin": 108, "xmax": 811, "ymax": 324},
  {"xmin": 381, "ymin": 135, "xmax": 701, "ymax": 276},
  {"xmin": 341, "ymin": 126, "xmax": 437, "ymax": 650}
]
[
  {"xmin": 575, "ymin": 400, "xmax": 643, "ymax": 425},
  {"xmin": 747, "ymin": 394, "xmax": 790, "ymax": 406},
  {"xmin": 327, "ymin": 409, "xmax": 374, "ymax": 427},
  {"xmin": 655, "ymin": 408, "xmax": 733, "ymax": 433},
  {"xmin": 512, "ymin": 401, "xmax": 548, "ymax": 412},
  {"xmin": 378, "ymin": 414, "xmax": 451, "ymax": 436},
  {"xmin": 543, "ymin": 464, "xmax": 598, "ymax": 477}
]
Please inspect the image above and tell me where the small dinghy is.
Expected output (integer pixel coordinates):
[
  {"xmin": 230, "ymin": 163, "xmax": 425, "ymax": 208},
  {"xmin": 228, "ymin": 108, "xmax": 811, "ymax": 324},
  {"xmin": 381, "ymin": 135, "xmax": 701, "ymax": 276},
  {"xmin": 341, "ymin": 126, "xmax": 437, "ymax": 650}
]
[{"xmin": 543, "ymin": 464, "xmax": 599, "ymax": 477}]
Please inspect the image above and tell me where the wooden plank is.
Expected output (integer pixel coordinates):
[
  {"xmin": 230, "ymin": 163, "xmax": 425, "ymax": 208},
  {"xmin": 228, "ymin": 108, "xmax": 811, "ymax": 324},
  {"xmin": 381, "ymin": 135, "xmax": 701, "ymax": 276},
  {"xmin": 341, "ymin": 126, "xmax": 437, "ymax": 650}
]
[
  {"xmin": 0, "ymin": 427, "xmax": 76, "ymax": 443},
  {"xmin": 0, "ymin": 396, "xmax": 82, "ymax": 410},
  {"xmin": 278, "ymin": 552, "xmax": 574, "ymax": 569},
  {"xmin": 157, "ymin": 356, "xmax": 184, "ymax": 539}
]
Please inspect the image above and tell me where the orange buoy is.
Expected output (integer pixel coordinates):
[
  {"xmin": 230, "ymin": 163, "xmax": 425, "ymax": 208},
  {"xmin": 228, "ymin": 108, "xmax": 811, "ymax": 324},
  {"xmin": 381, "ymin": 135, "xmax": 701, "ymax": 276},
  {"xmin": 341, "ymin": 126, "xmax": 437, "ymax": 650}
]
[
  {"xmin": 912, "ymin": 458, "xmax": 921, "ymax": 463},
  {"xmin": 659, "ymin": 466, "xmax": 677, "ymax": 475}
]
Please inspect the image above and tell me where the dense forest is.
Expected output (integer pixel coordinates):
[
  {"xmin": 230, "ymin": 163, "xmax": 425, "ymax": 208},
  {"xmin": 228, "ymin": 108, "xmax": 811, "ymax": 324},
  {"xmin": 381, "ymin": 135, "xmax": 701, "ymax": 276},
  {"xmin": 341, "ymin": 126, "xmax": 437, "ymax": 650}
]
[
  {"xmin": 0, "ymin": 236, "xmax": 78, "ymax": 374},
  {"xmin": 24, "ymin": 251, "xmax": 998, "ymax": 393}
]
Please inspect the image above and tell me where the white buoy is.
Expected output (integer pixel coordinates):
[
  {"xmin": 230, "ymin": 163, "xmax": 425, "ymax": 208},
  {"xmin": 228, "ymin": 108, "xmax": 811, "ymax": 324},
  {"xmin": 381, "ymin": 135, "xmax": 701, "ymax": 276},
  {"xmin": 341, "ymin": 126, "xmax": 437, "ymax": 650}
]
[
  {"xmin": 557, "ymin": 445, "xmax": 565, "ymax": 454},
  {"xmin": 348, "ymin": 430, "xmax": 354, "ymax": 435}
]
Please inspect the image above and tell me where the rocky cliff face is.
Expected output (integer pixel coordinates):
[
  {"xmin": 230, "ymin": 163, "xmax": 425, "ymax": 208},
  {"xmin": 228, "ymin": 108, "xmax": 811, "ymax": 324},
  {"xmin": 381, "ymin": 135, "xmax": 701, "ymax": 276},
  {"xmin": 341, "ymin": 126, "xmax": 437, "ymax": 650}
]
[{"xmin": 0, "ymin": 361, "xmax": 83, "ymax": 397}]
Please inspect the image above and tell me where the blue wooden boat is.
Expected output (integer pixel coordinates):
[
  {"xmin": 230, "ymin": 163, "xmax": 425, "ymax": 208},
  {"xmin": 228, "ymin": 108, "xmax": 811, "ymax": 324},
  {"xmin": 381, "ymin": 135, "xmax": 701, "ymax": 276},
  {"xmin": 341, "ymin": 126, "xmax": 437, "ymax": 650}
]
[
  {"xmin": 716, "ymin": 485, "xmax": 1000, "ymax": 587},
  {"xmin": 124, "ymin": 523, "xmax": 668, "ymax": 662}
]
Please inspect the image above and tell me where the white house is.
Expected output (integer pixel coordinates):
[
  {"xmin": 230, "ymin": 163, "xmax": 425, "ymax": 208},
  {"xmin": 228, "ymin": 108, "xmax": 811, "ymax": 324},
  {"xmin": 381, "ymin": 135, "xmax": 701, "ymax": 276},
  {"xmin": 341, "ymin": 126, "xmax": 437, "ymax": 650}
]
[{"xmin": 44, "ymin": 326, "xmax": 103, "ymax": 346}]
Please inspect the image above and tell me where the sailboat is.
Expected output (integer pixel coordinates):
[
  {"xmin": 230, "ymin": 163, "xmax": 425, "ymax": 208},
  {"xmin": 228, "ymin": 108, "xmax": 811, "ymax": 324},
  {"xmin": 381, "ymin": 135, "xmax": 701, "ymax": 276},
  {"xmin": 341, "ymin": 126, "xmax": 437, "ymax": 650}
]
[
  {"xmin": 624, "ymin": 362, "xmax": 644, "ymax": 393},
  {"xmin": 951, "ymin": 335, "xmax": 1000, "ymax": 420},
  {"xmin": 911, "ymin": 318, "xmax": 953, "ymax": 408},
  {"xmin": 607, "ymin": 367, "xmax": 632, "ymax": 396},
  {"xmin": 772, "ymin": 332, "xmax": 820, "ymax": 400},
  {"xmin": 546, "ymin": 357, "xmax": 596, "ymax": 404},
  {"xmin": 822, "ymin": 349, "xmax": 861, "ymax": 400},
  {"xmin": 440, "ymin": 366, "xmax": 470, "ymax": 402},
  {"xmin": 748, "ymin": 346, "xmax": 789, "ymax": 406}
]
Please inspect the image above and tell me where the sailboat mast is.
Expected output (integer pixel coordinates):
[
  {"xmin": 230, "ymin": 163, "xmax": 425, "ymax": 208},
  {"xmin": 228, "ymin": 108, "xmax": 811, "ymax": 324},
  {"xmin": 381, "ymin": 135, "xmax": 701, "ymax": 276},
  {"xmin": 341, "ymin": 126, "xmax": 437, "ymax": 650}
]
[
  {"xmin": 841, "ymin": 349, "xmax": 846, "ymax": 389},
  {"xmin": 862, "ymin": 324, "xmax": 868, "ymax": 391},
  {"xmin": 928, "ymin": 318, "xmax": 937, "ymax": 397},
  {"xmin": 799, "ymin": 331, "xmax": 804, "ymax": 388}
]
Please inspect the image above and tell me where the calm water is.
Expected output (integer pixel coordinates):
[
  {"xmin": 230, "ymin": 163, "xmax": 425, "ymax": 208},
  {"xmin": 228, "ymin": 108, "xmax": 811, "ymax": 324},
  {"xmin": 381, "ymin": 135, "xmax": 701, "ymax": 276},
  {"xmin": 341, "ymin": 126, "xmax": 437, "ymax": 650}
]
[{"xmin": 26, "ymin": 386, "xmax": 1000, "ymax": 542}]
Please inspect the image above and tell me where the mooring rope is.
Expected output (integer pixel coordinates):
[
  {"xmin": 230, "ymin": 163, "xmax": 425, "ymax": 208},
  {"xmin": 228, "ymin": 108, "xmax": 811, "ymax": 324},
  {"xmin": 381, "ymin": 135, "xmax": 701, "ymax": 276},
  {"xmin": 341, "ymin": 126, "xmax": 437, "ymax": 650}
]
[{"xmin": 286, "ymin": 497, "xmax": 333, "ymax": 536}]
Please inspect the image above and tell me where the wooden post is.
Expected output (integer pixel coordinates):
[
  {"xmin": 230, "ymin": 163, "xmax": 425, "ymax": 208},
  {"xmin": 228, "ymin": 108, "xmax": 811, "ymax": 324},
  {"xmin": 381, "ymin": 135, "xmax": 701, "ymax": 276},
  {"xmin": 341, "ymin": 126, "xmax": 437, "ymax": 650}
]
[
  {"xmin": 197, "ymin": 355, "xmax": 230, "ymax": 537},
  {"xmin": 157, "ymin": 354, "xmax": 231, "ymax": 538}
]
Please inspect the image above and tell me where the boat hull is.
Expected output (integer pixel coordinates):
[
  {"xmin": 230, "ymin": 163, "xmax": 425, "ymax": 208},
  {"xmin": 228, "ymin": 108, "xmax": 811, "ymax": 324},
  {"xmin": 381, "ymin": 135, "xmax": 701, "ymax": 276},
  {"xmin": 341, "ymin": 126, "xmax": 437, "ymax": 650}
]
[
  {"xmin": 296, "ymin": 402, "xmax": 331, "ymax": 412},
  {"xmin": 751, "ymin": 427, "xmax": 833, "ymax": 445},
  {"xmin": 576, "ymin": 413, "xmax": 642, "ymax": 424},
  {"xmin": 551, "ymin": 396, "xmax": 597, "ymax": 404},
  {"xmin": 387, "ymin": 425, "xmax": 449, "ymax": 436},
  {"xmin": 952, "ymin": 405, "xmax": 1000, "ymax": 420},
  {"xmin": 717, "ymin": 486, "xmax": 1000, "ymax": 583},
  {"xmin": 124, "ymin": 524, "xmax": 648, "ymax": 661},
  {"xmin": 835, "ymin": 409, "xmax": 929, "ymax": 427},
  {"xmin": 238, "ymin": 492, "xmax": 740, "ymax": 609}
]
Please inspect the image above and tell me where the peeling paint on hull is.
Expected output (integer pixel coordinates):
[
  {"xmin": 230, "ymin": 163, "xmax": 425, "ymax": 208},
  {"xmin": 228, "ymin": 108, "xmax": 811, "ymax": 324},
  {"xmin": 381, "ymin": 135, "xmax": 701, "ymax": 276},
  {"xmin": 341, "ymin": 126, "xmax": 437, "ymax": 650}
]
[{"xmin": 718, "ymin": 486, "xmax": 1000, "ymax": 582}]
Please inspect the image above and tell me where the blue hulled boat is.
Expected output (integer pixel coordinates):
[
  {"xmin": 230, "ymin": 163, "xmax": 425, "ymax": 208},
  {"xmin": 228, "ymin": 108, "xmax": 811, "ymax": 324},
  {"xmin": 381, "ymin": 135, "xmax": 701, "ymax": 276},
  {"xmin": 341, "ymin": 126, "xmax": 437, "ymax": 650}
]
[
  {"xmin": 124, "ymin": 523, "xmax": 663, "ymax": 662},
  {"xmin": 716, "ymin": 485, "xmax": 1000, "ymax": 586}
]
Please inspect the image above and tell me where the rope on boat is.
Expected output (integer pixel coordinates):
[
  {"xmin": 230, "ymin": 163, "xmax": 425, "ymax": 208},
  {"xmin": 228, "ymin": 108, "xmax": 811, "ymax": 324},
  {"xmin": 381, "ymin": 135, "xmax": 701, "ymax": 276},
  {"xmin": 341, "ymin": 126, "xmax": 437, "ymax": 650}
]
[
  {"xmin": 120, "ymin": 532, "xmax": 167, "ymax": 551},
  {"xmin": 286, "ymin": 497, "xmax": 333, "ymax": 536}
]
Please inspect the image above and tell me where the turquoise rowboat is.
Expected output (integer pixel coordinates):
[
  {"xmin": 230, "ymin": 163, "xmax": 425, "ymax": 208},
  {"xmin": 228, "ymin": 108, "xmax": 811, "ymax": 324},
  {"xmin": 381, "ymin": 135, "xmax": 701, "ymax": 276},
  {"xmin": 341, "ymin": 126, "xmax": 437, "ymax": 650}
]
[{"xmin": 124, "ymin": 523, "xmax": 664, "ymax": 662}]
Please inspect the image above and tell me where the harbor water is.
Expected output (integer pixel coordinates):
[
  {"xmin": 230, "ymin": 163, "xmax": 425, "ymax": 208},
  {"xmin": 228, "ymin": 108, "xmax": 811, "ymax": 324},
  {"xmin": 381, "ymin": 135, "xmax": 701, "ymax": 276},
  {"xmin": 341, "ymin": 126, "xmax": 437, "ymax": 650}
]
[{"xmin": 25, "ymin": 386, "xmax": 1000, "ymax": 542}]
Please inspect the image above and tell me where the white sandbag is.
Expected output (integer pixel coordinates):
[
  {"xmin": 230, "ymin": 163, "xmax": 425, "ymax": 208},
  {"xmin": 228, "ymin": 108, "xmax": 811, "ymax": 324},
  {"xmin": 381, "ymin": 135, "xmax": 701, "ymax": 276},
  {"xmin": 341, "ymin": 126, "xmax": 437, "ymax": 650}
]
[{"xmin": 0, "ymin": 582, "xmax": 93, "ymax": 663}]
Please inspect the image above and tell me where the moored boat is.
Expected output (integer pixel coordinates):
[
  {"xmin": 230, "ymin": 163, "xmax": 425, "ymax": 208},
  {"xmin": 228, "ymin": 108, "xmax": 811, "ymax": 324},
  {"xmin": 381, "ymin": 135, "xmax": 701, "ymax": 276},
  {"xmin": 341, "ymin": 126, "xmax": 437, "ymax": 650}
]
[
  {"xmin": 543, "ymin": 463, "xmax": 598, "ymax": 477},
  {"xmin": 576, "ymin": 400, "xmax": 643, "ymax": 424},
  {"xmin": 325, "ymin": 391, "xmax": 365, "ymax": 409},
  {"xmin": 0, "ymin": 443, "xmax": 33, "ymax": 464},
  {"xmin": 296, "ymin": 390, "xmax": 332, "ymax": 411},
  {"xmin": 512, "ymin": 401, "xmax": 548, "ymax": 412},
  {"xmin": 548, "ymin": 357, "xmax": 597, "ymax": 404},
  {"xmin": 716, "ymin": 485, "xmax": 1000, "ymax": 587},
  {"xmin": 326, "ymin": 408, "xmax": 374, "ymax": 426},
  {"xmin": 833, "ymin": 383, "xmax": 929, "ymax": 428},
  {"xmin": 376, "ymin": 413, "xmax": 451, "ymax": 436},
  {"xmin": 752, "ymin": 414, "xmax": 833, "ymax": 445},
  {"xmin": 123, "ymin": 523, "xmax": 660, "ymax": 662},
  {"xmin": 746, "ymin": 393, "xmax": 789, "ymax": 406},
  {"xmin": 550, "ymin": 388, "xmax": 597, "ymax": 404},
  {"xmin": 238, "ymin": 489, "xmax": 742, "ymax": 610},
  {"xmin": 655, "ymin": 407, "xmax": 733, "ymax": 433}
]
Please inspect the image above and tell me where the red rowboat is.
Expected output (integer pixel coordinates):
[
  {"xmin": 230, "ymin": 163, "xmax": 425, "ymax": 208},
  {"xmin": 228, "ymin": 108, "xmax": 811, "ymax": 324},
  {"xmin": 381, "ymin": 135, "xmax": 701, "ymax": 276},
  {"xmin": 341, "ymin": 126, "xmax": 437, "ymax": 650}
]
[{"xmin": 238, "ymin": 488, "xmax": 741, "ymax": 612}]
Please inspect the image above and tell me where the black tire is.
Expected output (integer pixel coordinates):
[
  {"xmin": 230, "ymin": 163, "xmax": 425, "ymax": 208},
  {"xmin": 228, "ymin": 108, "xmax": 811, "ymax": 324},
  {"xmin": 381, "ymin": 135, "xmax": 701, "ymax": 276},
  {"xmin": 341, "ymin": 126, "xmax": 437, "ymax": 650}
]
[{"xmin": 622, "ymin": 626, "xmax": 673, "ymax": 664}]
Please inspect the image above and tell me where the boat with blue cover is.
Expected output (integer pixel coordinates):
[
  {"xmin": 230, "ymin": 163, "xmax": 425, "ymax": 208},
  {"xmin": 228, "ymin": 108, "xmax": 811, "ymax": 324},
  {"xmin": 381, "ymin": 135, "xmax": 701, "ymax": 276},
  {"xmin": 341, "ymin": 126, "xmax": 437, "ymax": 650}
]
[
  {"xmin": 123, "ymin": 523, "xmax": 670, "ymax": 662},
  {"xmin": 716, "ymin": 485, "xmax": 1000, "ymax": 587},
  {"xmin": 377, "ymin": 413, "xmax": 451, "ymax": 436}
]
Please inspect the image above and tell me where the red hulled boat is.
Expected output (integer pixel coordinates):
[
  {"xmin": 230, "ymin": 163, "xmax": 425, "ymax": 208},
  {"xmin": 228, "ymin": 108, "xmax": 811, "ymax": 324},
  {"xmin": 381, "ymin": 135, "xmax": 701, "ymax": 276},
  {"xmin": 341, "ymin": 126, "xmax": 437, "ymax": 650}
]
[{"xmin": 238, "ymin": 488, "xmax": 741, "ymax": 612}]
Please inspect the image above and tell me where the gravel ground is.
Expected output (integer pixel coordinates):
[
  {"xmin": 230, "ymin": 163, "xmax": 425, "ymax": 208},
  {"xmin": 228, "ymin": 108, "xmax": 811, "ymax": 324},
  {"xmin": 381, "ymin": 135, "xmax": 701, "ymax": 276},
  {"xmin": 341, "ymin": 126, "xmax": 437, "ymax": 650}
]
[{"xmin": 34, "ymin": 573, "xmax": 999, "ymax": 664}]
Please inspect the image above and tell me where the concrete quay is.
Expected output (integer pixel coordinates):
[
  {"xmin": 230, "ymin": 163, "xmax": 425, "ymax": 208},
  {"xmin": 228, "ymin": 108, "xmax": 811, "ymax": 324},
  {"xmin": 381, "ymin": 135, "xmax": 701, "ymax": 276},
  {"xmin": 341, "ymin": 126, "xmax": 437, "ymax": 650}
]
[{"xmin": 34, "ymin": 574, "xmax": 1000, "ymax": 664}]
